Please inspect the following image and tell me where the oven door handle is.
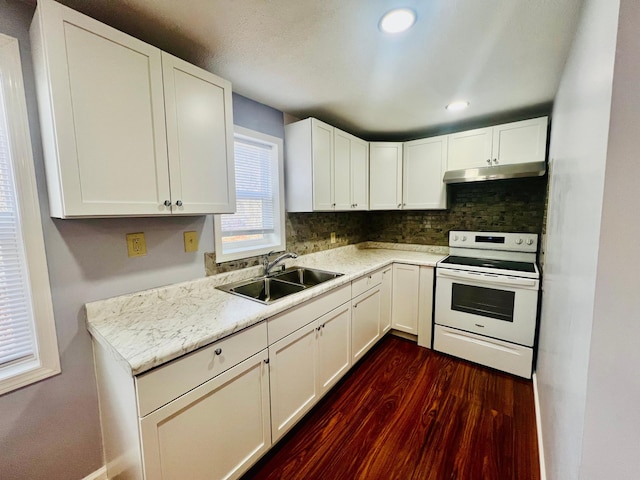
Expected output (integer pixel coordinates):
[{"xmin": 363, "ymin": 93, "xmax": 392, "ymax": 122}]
[{"xmin": 437, "ymin": 268, "xmax": 537, "ymax": 287}]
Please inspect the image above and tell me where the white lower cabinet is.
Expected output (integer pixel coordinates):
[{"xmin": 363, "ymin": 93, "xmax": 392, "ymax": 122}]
[
  {"xmin": 269, "ymin": 301, "xmax": 352, "ymax": 442},
  {"xmin": 391, "ymin": 263, "xmax": 420, "ymax": 334},
  {"xmin": 269, "ymin": 321, "xmax": 320, "ymax": 442},
  {"xmin": 380, "ymin": 266, "xmax": 393, "ymax": 334},
  {"xmin": 139, "ymin": 350, "xmax": 271, "ymax": 480},
  {"xmin": 351, "ymin": 285, "xmax": 382, "ymax": 362}
]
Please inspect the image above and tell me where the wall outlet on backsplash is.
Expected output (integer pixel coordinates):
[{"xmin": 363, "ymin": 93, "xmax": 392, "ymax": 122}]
[{"xmin": 330, "ymin": 232, "xmax": 336, "ymax": 244}]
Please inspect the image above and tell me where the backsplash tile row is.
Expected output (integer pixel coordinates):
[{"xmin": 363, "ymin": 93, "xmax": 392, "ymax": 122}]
[
  {"xmin": 205, "ymin": 177, "xmax": 547, "ymax": 276},
  {"xmin": 368, "ymin": 177, "xmax": 548, "ymax": 246}
]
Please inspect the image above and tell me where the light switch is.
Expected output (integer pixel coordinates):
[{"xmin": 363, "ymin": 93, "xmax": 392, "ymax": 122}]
[
  {"xmin": 126, "ymin": 232, "xmax": 147, "ymax": 257},
  {"xmin": 184, "ymin": 231, "xmax": 198, "ymax": 252}
]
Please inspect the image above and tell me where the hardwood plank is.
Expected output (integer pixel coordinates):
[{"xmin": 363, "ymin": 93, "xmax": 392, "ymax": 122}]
[{"xmin": 243, "ymin": 336, "xmax": 539, "ymax": 480}]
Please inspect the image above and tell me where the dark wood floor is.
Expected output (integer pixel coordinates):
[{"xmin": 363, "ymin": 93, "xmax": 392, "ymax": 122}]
[{"xmin": 242, "ymin": 335, "xmax": 539, "ymax": 480}]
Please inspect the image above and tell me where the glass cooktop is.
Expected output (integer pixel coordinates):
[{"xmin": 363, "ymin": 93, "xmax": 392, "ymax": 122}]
[{"xmin": 440, "ymin": 255, "xmax": 537, "ymax": 273}]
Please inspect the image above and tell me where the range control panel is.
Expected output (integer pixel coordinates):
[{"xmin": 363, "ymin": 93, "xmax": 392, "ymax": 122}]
[{"xmin": 449, "ymin": 231, "xmax": 538, "ymax": 253}]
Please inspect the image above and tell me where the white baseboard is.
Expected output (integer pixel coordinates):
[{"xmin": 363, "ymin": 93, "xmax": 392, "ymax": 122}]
[
  {"xmin": 81, "ymin": 466, "xmax": 107, "ymax": 480},
  {"xmin": 532, "ymin": 372, "xmax": 547, "ymax": 480}
]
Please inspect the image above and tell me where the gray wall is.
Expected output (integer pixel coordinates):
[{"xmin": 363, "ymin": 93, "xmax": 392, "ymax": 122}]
[
  {"xmin": 0, "ymin": 2, "xmax": 280, "ymax": 479},
  {"xmin": 580, "ymin": 0, "xmax": 640, "ymax": 477},
  {"xmin": 536, "ymin": 0, "xmax": 634, "ymax": 478}
]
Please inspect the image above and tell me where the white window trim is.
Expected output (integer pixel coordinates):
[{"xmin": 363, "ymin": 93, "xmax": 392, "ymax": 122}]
[
  {"xmin": 0, "ymin": 34, "xmax": 60, "ymax": 395},
  {"xmin": 214, "ymin": 126, "xmax": 285, "ymax": 263}
]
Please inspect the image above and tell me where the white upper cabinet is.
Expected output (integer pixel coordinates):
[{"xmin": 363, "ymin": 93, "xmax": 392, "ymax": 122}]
[
  {"xmin": 492, "ymin": 117, "xmax": 548, "ymax": 166},
  {"xmin": 162, "ymin": 53, "xmax": 235, "ymax": 215},
  {"xmin": 30, "ymin": 0, "xmax": 235, "ymax": 217},
  {"xmin": 403, "ymin": 135, "xmax": 448, "ymax": 209},
  {"xmin": 285, "ymin": 118, "xmax": 368, "ymax": 212},
  {"xmin": 447, "ymin": 127, "xmax": 493, "ymax": 171},
  {"xmin": 369, "ymin": 142, "xmax": 403, "ymax": 210},
  {"xmin": 447, "ymin": 117, "xmax": 548, "ymax": 171}
]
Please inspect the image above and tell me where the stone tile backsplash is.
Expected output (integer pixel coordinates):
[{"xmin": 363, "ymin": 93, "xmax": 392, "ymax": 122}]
[{"xmin": 205, "ymin": 177, "xmax": 547, "ymax": 276}]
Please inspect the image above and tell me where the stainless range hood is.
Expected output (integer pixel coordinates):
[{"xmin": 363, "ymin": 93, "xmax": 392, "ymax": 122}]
[{"xmin": 443, "ymin": 161, "xmax": 546, "ymax": 184}]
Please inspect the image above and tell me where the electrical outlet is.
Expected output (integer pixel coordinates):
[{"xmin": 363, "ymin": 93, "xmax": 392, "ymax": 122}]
[
  {"xmin": 183, "ymin": 231, "xmax": 198, "ymax": 252},
  {"xmin": 126, "ymin": 232, "xmax": 147, "ymax": 257},
  {"xmin": 330, "ymin": 232, "xmax": 336, "ymax": 244}
]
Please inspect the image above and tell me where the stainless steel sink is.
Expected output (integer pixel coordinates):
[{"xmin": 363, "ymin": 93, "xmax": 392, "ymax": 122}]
[
  {"xmin": 272, "ymin": 267, "xmax": 342, "ymax": 287},
  {"xmin": 217, "ymin": 267, "xmax": 343, "ymax": 304}
]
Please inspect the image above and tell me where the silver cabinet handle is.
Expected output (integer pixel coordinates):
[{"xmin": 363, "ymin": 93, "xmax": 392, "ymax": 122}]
[
  {"xmin": 176, "ymin": 200, "xmax": 183, "ymax": 207},
  {"xmin": 214, "ymin": 348, "xmax": 222, "ymax": 355},
  {"xmin": 264, "ymin": 358, "xmax": 270, "ymax": 364},
  {"xmin": 163, "ymin": 200, "xmax": 171, "ymax": 207},
  {"xmin": 493, "ymin": 158, "xmax": 498, "ymax": 164},
  {"xmin": 316, "ymin": 325, "xmax": 322, "ymax": 331},
  {"xmin": 486, "ymin": 159, "xmax": 491, "ymax": 165},
  {"xmin": 397, "ymin": 203, "xmax": 402, "ymax": 208}
]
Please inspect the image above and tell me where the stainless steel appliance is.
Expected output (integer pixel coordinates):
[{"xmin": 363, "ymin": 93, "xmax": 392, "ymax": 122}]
[{"xmin": 433, "ymin": 231, "xmax": 540, "ymax": 378}]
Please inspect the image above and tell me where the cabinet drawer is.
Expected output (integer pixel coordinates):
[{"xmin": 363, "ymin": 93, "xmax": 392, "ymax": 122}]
[
  {"xmin": 268, "ymin": 284, "xmax": 351, "ymax": 344},
  {"xmin": 136, "ymin": 322, "xmax": 267, "ymax": 416},
  {"xmin": 433, "ymin": 325, "xmax": 533, "ymax": 378},
  {"xmin": 351, "ymin": 268, "xmax": 384, "ymax": 298}
]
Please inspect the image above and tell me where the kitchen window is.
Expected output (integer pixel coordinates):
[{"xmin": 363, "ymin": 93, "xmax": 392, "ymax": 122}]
[
  {"xmin": 214, "ymin": 127, "xmax": 285, "ymax": 262},
  {"xmin": 0, "ymin": 34, "xmax": 59, "ymax": 395}
]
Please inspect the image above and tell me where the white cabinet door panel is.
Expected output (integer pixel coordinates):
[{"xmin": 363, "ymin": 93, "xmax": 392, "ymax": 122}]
[
  {"xmin": 317, "ymin": 304, "xmax": 351, "ymax": 393},
  {"xmin": 333, "ymin": 130, "xmax": 352, "ymax": 210},
  {"xmin": 492, "ymin": 117, "xmax": 548, "ymax": 166},
  {"xmin": 350, "ymin": 138, "xmax": 369, "ymax": 210},
  {"xmin": 369, "ymin": 143, "xmax": 403, "ymax": 210},
  {"xmin": 140, "ymin": 350, "xmax": 271, "ymax": 480},
  {"xmin": 403, "ymin": 135, "xmax": 448, "ymax": 209},
  {"xmin": 380, "ymin": 266, "xmax": 393, "ymax": 334},
  {"xmin": 312, "ymin": 119, "xmax": 334, "ymax": 210},
  {"xmin": 48, "ymin": 9, "xmax": 170, "ymax": 216},
  {"xmin": 391, "ymin": 264, "xmax": 420, "ymax": 334},
  {"xmin": 269, "ymin": 322, "xmax": 318, "ymax": 441},
  {"xmin": 351, "ymin": 286, "xmax": 381, "ymax": 362},
  {"xmin": 447, "ymin": 127, "xmax": 493, "ymax": 171},
  {"xmin": 163, "ymin": 53, "xmax": 235, "ymax": 214}
]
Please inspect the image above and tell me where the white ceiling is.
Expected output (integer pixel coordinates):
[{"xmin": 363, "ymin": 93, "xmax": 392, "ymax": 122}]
[{"xmin": 51, "ymin": 0, "xmax": 583, "ymax": 138}]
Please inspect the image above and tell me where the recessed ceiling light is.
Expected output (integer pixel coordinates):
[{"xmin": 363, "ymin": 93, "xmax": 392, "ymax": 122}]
[
  {"xmin": 379, "ymin": 8, "xmax": 416, "ymax": 34},
  {"xmin": 445, "ymin": 101, "xmax": 470, "ymax": 112}
]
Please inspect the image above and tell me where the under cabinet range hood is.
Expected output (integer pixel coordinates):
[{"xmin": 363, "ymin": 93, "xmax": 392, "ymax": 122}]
[{"xmin": 443, "ymin": 161, "xmax": 547, "ymax": 184}]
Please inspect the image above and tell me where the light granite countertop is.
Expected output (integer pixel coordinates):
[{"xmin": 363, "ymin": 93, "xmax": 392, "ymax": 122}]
[{"xmin": 86, "ymin": 243, "xmax": 448, "ymax": 376}]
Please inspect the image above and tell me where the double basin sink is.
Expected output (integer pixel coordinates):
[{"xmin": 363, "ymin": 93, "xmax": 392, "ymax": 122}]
[{"xmin": 217, "ymin": 267, "xmax": 343, "ymax": 304}]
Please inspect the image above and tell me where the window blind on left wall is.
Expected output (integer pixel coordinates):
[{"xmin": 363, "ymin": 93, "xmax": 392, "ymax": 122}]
[{"xmin": 0, "ymin": 83, "xmax": 36, "ymax": 367}]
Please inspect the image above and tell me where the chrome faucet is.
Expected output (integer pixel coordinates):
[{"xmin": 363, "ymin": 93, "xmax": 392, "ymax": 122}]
[{"xmin": 263, "ymin": 250, "xmax": 298, "ymax": 276}]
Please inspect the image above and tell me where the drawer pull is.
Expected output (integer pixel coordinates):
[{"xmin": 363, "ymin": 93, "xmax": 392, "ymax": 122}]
[
  {"xmin": 264, "ymin": 358, "xmax": 270, "ymax": 364},
  {"xmin": 475, "ymin": 324, "xmax": 485, "ymax": 328},
  {"xmin": 214, "ymin": 348, "xmax": 222, "ymax": 355}
]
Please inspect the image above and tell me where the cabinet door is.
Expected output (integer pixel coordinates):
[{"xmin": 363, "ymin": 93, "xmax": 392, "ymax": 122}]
[
  {"xmin": 34, "ymin": 0, "xmax": 170, "ymax": 217},
  {"xmin": 269, "ymin": 322, "xmax": 318, "ymax": 441},
  {"xmin": 403, "ymin": 135, "xmax": 448, "ymax": 209},
  {"xmin": 369, "ymin": 143, "xmax": 403, "ymax": 210},
  {"xmin": 391, "ymin": 264, "xmax": 420, "ymax": 334},
  {"xmin": 492, "ymin": 117, "xmax": 548, "ymax": 166},
  {"xmin": 417, "ymin": 267, "xmax": 434, "ymax": 348},
  {"xmin": 317, "ymin": 303, "xmax": 351, "ymax": 394},
  {"xmin": 139, "ymin": 350, "xmax": 271, "ymax": 480},
  {"xmin": 350, "ymin": 136, "xmax": 369, "ymax": 210},
  {"xmin": 447, "ymin": 127, "xmax": 493, "ymax": 171},
  {"xmin": 333, "ymin": 129, "xmax": 352, "ymax": 211},
  {"xmin": 380, "ymin": 266, "xmax": 393, "ymax": 334},
  {"xmin": 351, "ymin": 286, "xmax": 381, "ymax": 362},
  {"xmin": 311, "ymin": 119, "xmax": 334, "ymax": 210},
  {"xmin": 162, "ymin": 52, "xmax": 235, "ymax": 214}
]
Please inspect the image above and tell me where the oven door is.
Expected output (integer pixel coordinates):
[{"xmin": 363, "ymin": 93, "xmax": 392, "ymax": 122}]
[{"xmin": 434, "ymin": 267, "xmax": 539, "ymax": 346}]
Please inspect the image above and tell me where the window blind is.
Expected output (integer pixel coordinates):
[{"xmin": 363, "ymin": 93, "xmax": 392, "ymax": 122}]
[
  {"xmin": 0, "ymin": 83, "xmax": 36, "ymax": 367},
  {"xmin": 221, "ymin": 137, "xmax": 274, "ymax": 236}
]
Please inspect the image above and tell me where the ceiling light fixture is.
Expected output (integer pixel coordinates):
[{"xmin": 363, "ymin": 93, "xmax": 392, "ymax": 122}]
[
  {"xmin": 445, "ymin": 101, "xmax": 470, "ymax": 112},
  {"xmin": 379, "ymin": 8, "xmax": 416, "ymax": 34}
]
